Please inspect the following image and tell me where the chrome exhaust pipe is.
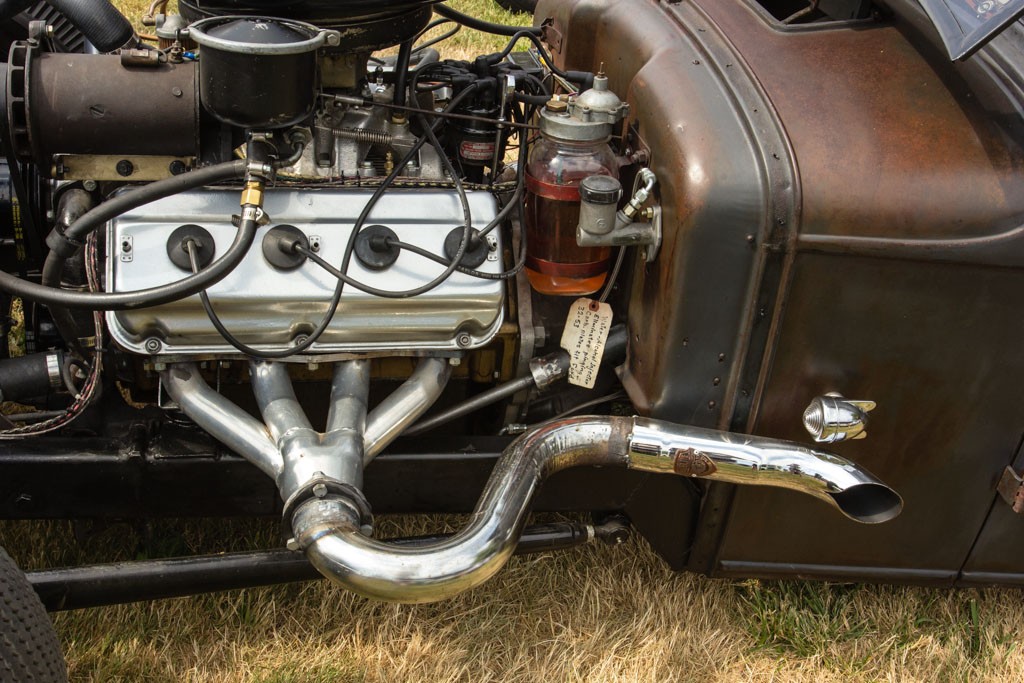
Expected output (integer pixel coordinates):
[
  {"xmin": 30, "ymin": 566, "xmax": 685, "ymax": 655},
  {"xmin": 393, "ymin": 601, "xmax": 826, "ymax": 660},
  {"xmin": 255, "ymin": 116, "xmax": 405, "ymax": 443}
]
[
  {"xmin": 292, "ymin": 416, "xmax": 901, "ymax": 603},
  {"xmin": 162, "ymin": 363, "xmax": 901, "ymax": 604},
  {"xmin": 363, "ymin": 357, "xmax": 452, "ymax": 464},
  {"xmin": 626, "ymin": 418, "xmax": 902, "ymax": 525}
]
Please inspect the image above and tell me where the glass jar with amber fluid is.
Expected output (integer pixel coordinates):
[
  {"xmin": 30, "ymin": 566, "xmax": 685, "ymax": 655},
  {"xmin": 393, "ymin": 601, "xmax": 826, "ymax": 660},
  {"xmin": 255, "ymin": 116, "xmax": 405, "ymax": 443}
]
[
  {"xmin": 524, "ymin": 77, "xmax": 629, "ymax": 296},
  {"xmin": 525, "ymin": 131, "xmax": 618, "ymax": 295}
]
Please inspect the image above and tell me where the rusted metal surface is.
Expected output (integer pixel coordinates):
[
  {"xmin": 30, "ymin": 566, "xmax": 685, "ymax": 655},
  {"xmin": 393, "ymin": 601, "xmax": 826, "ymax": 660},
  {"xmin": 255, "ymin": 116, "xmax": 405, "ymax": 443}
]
[
  {"xmin": 537, "ymin": 0, "xmax": 1024, "ymax": 581},
  {"xmin": 996, "ymin": 467, "xmax": 1024, "ymax": 514},
  {"xmin": 697, "ymin": 0, "xmax": 1024, "ymax": 240},
  {"xmin": 959, "ymin": 436, "xmax": 1024, "ymax": 580},
  {"xmin": 535, "ymin": 0, "xmax": 795, "ymax": 433},
  {"xmin": 690, "ymin": 0, "xmax": 1024, "ymax": 578},
  {"xmin": 672, "ymin": 448, "xmax": 717, "ymax": 477},
  {"xmin": 718, "ymin": 255, "xmax": 1024, "ymax": 574}
]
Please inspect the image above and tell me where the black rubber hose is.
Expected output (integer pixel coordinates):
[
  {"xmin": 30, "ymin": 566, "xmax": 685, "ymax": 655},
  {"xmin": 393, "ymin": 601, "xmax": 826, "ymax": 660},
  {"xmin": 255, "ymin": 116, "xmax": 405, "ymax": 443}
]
[
  {"xmin": 3, "ymin": 160, "xmax": 254, "ymax": 310},
  {"xmin": 433, "ymin": 3, "xmax": 541, "ymax": 36},
  {"xmin": 44, "ymin": 0, "xmax": 135, "ymax": 53},
  {"xmin": 43, "ymin": 189, "xmax": 94, "ymax": 349},
  {"xmin": 41, "ymin": 160, "xmax": 246, "ymax": 289},
  {"xmin": 0, "ymin": 352, "xmax": 60, "ymax": 402},
  {"xmin": 393, "ymin": 39, "xmax": 413, "ymax": 110},
  {"xmin": 3, "ymin": 218, "xmax": 258, "ymax": 310},
  {"xmin": 56, "ymin": 160, "xmax": 245, "ymax": 247}
]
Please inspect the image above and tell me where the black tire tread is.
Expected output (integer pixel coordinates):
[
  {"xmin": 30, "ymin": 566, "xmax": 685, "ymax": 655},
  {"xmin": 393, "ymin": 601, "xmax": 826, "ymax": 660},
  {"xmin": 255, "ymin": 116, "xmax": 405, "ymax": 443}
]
[{"xmin": 0, "ymin": 546, "xmax": 66, "ymax": 683}]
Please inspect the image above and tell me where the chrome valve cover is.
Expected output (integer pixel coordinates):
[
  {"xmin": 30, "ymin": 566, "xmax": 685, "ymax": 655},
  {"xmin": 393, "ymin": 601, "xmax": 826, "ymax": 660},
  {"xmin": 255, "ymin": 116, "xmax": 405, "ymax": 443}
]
[{"xmin": 106, "ymin": 188, "xmax": 505, "ymax": 356}]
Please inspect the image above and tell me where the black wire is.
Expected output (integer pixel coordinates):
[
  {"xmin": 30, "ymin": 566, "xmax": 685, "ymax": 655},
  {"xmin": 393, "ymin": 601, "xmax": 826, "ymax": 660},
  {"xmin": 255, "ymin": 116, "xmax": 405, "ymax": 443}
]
[
  {"xmin": 433, "ymin": 3, "xmax": 541, "ymax": 37},
  {"xmin": 0, "ymin": 160, "xmax": 251, "ymax": 311},
  {"xmin": 411, "ymin": 22, "xmax": 460, "ymax": 54},
  {"xmin": 297, "ymin": 112, "xmax": 473, "ymax": 299},
  {"xmin": 297, "ymin": 135, "xmax": 528, "ymax": 282},
  {"xmin": 393, "ymin": 39, "xmax": 414, "ymax": 110},
  {"xmin": 189, "ymin": 240, "xmax": 278, "ymax": 359},
  {"xmin": 413, "ymin": 16, "xmax": 452, "ymax": 42},
  {"xmin": 192, "ymin": 86, "xmax": 481, "ymax": 358},
  {"xmin": 0, "ymin": 211, "xmax": 258, "ymax": 311},
  {"xmin": 379, "ymin": 235, "xmax": 525, "ymax": 281},
  {"xmin": 496, "ymin": 30, "xmax": 570, "ymax": 81}
]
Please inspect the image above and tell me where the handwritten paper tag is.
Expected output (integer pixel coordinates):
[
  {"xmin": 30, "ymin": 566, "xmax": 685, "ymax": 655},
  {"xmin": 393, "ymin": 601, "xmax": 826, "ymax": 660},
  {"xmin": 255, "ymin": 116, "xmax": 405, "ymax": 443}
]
[{"xmin": 560, "ymin": 298, "xmax": 613, "ymax": 389}]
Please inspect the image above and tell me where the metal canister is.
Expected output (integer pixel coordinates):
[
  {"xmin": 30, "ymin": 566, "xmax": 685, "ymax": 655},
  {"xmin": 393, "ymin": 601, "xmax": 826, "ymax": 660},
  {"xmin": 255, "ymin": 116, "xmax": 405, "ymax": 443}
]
[
  {"xmin": 525, "ymin": 77, "xmax": 629, "ymax": 296},
  {"xmin": 187, "ymin": 16, "xmax": 340, "ymax": 130},
  {"xmin": 524, "ymin": 99, "xmax": 618, "ymax": 296}
]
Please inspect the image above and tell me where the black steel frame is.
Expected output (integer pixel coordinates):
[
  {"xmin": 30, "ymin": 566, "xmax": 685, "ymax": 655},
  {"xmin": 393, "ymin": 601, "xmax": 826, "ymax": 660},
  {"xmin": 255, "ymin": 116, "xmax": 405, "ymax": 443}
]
[{"xmin": 0, "ymin": 419, "xmax": 701, "ymax": 610}]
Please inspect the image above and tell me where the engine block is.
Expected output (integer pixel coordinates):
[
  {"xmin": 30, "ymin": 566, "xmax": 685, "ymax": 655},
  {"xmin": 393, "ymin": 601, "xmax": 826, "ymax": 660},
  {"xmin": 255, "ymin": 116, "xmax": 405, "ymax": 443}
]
[{"xmin": 106, "ymin": 188, "xmax": 505, "ymax": 356}]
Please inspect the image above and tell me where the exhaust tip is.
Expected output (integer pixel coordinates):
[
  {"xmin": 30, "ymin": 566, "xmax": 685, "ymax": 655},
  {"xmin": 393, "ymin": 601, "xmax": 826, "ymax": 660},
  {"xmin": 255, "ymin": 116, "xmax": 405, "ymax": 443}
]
[{"xmin": 828, "ymin": 484, "xmax": 903, "ymax": 524}]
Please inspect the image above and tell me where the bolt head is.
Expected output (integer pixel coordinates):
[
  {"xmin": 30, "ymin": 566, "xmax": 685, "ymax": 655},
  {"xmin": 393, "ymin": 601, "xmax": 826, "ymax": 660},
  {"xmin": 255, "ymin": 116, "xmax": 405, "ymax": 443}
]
[{"xmin": 312, "ymin": 483, "xmax": 328, "ymax": 499}]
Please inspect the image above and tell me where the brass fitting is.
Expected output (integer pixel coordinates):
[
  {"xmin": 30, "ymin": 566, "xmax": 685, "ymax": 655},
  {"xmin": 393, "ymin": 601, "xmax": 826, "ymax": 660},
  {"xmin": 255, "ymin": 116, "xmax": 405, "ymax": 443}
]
[{"xmin": 240, "ymin": 179, "xmax": 265, "ymax": 208}]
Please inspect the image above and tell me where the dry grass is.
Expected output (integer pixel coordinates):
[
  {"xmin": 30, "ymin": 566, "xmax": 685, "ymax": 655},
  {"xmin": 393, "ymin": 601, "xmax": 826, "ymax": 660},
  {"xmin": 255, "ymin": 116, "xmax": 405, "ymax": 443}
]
[
  {"xmin": 5, "ymin": 1, "xmax": 1022, "ymax": 681},
  {"xmin": 4, "ymin": 516, "xmax": 1024, "ymax": 682}
]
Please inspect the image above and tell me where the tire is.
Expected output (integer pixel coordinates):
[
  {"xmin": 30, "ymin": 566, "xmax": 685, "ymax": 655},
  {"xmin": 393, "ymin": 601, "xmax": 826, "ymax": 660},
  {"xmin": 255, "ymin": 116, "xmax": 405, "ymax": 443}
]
[
  {"xmin": 0, "ymin": 546, "xmax": 67, "ymax": 683},
  {"xmin": 495, "ymin": 0, "xmax": 538, "ymax": 14}
]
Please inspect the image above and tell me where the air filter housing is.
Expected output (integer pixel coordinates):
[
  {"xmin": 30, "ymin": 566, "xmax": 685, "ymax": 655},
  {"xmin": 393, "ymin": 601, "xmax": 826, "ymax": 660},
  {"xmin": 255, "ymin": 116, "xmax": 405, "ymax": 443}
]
[{"xmin": 179, "ymin": 0, "xmax": 435, "ymax": 53}]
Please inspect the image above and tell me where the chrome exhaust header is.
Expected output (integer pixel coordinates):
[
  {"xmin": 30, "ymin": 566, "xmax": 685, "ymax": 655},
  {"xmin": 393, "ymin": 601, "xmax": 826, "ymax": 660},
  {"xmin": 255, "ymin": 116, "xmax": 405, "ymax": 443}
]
[{"xmin": 161, "ymin": 363, "xmax": 901, "ymax": 604}]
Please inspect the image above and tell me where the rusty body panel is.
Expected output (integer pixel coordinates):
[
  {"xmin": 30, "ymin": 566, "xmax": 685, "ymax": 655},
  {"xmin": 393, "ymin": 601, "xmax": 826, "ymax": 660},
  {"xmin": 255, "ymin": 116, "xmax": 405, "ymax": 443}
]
[{"xmin": 536, "ymin": 0, "xmax": 1024, "ymax": 582}]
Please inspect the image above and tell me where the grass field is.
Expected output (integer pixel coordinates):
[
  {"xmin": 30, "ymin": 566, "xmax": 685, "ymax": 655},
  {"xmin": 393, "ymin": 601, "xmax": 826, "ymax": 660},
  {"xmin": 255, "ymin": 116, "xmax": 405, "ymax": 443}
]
[
  {"xmin": 2, "ymin": 1, "xmax": 1023, "ymax": 681},
  {"xmin": 4, "ymin": 514, "xmax": 1024, "ymax": 682}
]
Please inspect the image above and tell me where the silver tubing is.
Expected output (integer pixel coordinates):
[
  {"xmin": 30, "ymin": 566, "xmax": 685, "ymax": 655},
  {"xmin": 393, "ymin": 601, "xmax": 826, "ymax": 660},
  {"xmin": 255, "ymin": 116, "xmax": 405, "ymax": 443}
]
[
  {"xmin": 160, "ymin": 364, "xmax": 281, "ymax": 479},
  {"xmin": 625, "ymin": 417, "xmax": 903, "ymax": 525},
  {"xmin": 250, "ymin": 361, "xmax": 315, "ymax": 444},
  {"xmin": 292, "ymin": 415, "xmax": 901, "ymax": 603},
  {"xmin": 250, "ymin": 360, "xmax": 369, "ymax": 501},
  {"xmin": 161, "ymin": 363, "xmax": 901, "ymax": 603},
  {"xmin": 292, "ymin": 417, "xmax": 629, "ymax": 603},
  {"xmin": 363, "ymin": 357, "xmax": 452, "ymax": 463},
  {"xmin": 326, "ymin": 360, "xmax": 371, "ymax": 436},
  {"xmin": 321, "ymin": 361, "xmax": 371, "ymax": 489},
  {"xmin": 404, "ymin": 375, "xmax": 533, "ymax": 438}
]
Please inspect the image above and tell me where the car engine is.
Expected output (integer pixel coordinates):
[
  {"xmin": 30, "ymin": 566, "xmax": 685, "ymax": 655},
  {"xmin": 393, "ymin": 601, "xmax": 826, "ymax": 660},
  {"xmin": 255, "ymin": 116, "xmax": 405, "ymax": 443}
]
[{"xmin": 8, "ymin": 0, "xmax": 980, "ymax": 604}]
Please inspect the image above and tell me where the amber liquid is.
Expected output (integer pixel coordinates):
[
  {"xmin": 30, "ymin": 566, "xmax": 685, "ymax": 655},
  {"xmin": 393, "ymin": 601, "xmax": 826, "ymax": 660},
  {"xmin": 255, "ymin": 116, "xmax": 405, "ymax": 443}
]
[{"xmin": 524, "ymin": 193, "xmax": 611, "ymax": 296}]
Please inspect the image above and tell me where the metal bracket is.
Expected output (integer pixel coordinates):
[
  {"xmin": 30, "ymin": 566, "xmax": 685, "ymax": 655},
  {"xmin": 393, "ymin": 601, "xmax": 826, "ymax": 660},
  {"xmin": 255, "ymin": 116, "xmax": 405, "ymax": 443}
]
[
  {"xmin": 644, "ymin": 205, "xmax": 662, "ymax": 263},
  {"xmin": 997, "ymin": 467, "xmax": 1024, "ymax": 514},
  {"xmin": 540, "ymin": 18, "xmax": 563, "ymax": 54},
  {"xmin": 118, "ymin": 235, "xmax": 133, "ymax": 263}
]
